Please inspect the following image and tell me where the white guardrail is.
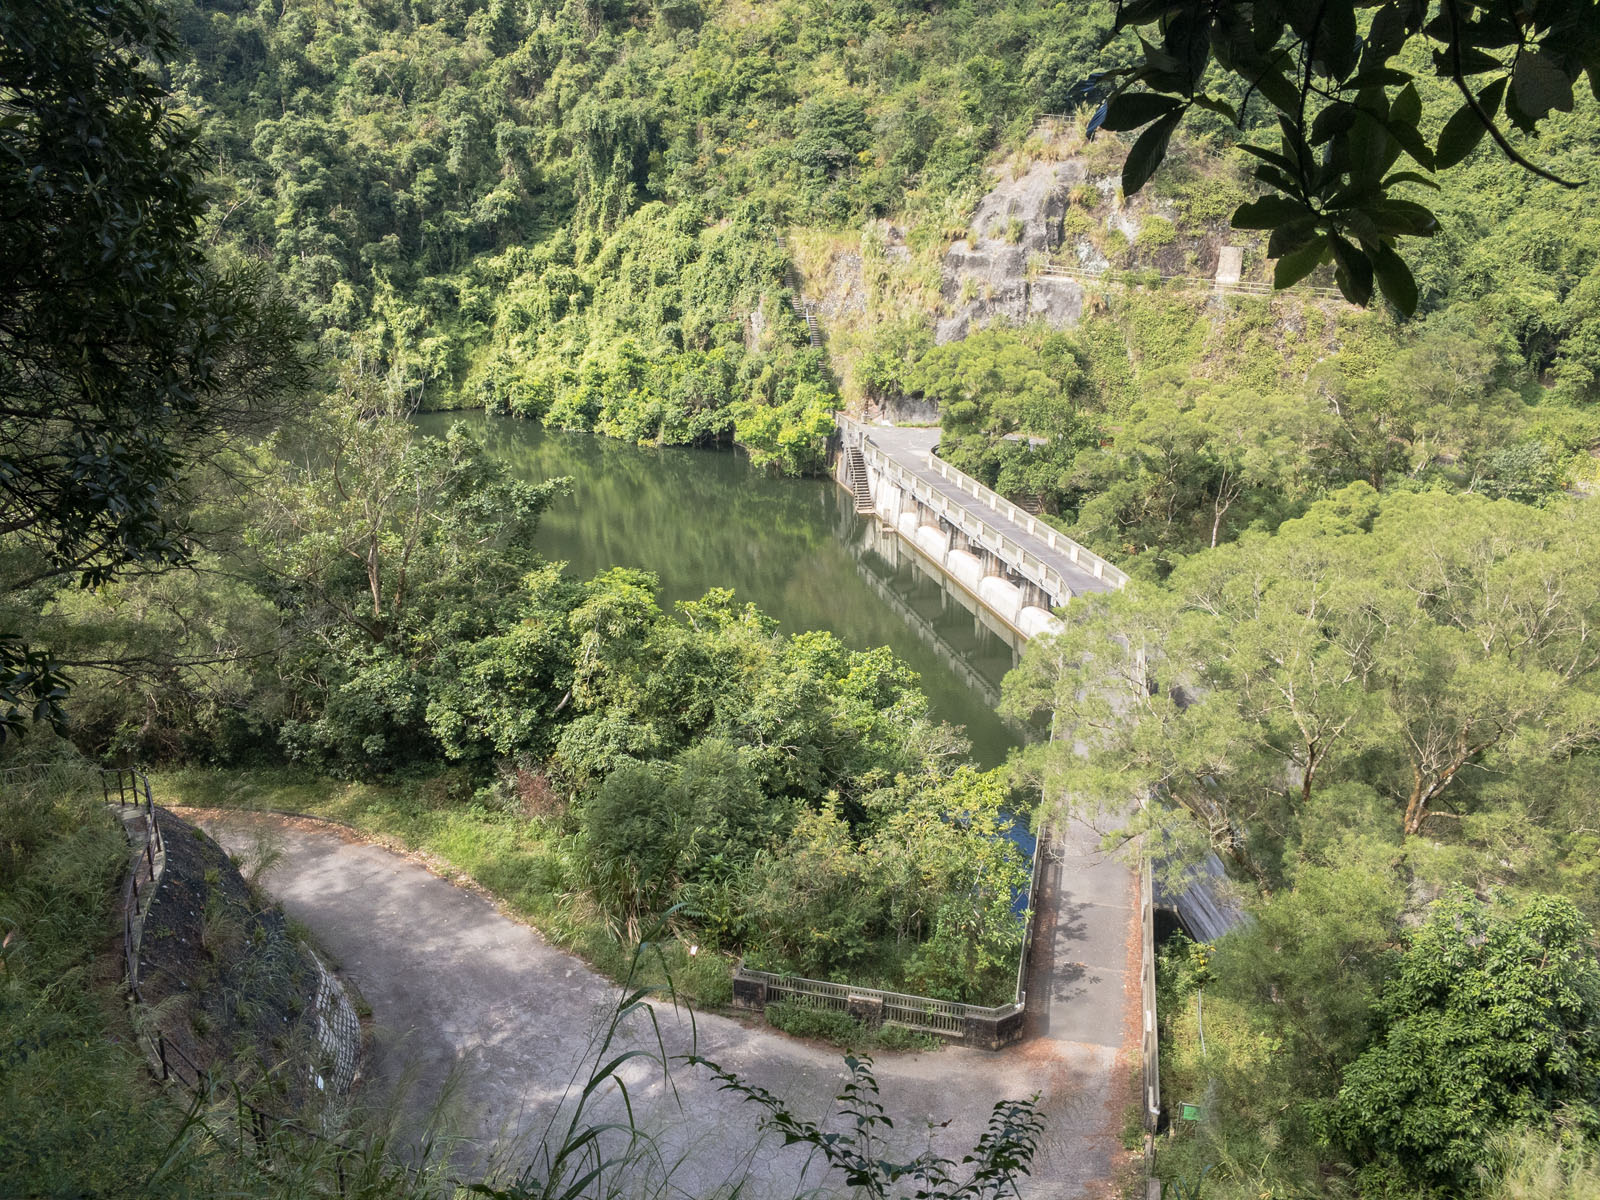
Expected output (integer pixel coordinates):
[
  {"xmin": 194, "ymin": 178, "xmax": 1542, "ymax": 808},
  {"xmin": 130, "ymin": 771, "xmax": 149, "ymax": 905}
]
[
  {"xmin": 920, "ymin": 452, "xmax": 1129, "ymax": 589},
  {"xmin": 1033, "ymin": 263, "xmax": 1347, "ymax": 301},
  {"xmin": 837, "ymin": 416, "xmax": 1127, "ymax": 598}
]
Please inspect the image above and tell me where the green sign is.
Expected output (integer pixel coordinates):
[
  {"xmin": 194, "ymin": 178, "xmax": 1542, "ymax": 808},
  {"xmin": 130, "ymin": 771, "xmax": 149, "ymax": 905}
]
[{"xmin": 1179, "ymin": 1102, "xmax": 1202, "ymax": 1121}]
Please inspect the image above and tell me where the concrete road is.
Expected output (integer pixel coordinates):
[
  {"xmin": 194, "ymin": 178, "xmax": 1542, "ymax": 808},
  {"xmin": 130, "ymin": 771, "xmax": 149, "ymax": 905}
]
[{"xmin": 191, "ymin": 811, "xmax": 1135, "ymax": 1198}]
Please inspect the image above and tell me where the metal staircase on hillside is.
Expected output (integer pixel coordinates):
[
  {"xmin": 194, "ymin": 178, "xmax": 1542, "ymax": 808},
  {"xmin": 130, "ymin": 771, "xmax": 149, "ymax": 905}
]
[{"xmin": 780, "ymin": 244, "xmax": 825, "ymax": 349}]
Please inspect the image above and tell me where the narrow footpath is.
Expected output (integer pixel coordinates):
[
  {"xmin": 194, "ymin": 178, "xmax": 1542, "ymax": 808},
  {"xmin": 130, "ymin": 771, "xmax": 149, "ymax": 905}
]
[{"xmin": 190, "ymin": 810, "xmax": 1138, "ymax": 1198}]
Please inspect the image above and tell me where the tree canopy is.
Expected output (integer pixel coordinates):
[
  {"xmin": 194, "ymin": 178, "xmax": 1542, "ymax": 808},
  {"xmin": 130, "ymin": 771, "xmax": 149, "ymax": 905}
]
[
  {"xmin": 1325, "ymin": 891, "xmax": 1600, "ymax": 1192},
  {"xmin": 1096, "ymin": 0, "xmax": 1599, "ymax": 310},
  {"xmin": 0, "ymin": 0, "xmax": 309, "ymax": 738}
]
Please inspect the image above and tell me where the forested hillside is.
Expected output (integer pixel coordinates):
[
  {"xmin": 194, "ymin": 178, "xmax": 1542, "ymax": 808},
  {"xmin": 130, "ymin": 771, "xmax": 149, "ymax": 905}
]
[
  {"xmin": 167, "ymin": 0, "xmax": 1128, "ymax": 468},
  {"xmin": 6, "ymin": 0, "xmax": 1600, "ymax": 1196},
  {"xmin": 168, "ymin": 0, "xmax": 1599, "ymax": 566}
]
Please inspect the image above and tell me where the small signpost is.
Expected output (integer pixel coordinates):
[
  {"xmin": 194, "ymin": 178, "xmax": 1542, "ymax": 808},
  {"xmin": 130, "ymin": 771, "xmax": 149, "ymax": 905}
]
[{"xmin": 1179, "ymin": 1100, "xmax": 1203, "ymax": 1121}]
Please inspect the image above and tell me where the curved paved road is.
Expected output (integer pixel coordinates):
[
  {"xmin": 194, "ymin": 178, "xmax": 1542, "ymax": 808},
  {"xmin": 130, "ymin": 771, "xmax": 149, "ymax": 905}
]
[{"xmin": 190, "ymin": 810, "xmax": 1133, "ymax": 1198}]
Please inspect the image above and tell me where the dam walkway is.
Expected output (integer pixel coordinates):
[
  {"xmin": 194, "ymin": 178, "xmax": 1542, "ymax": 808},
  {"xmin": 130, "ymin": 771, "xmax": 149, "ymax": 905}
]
[
  {"xmin": 834, "ymin": 412, "xmax": 1151, "ymax": 1145},
  {"xmin": 836, "ymin": 417, "xmax": 1126, "ymax": 640}
]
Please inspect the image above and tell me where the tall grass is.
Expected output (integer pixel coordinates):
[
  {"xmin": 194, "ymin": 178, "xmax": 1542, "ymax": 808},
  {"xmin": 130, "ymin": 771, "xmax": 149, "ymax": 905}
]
[
  {"xmin": 0, "ymin": 747, "xmax": 228, "ymax": 1196},
  {"xmin": 1485, "ymin": 1131, "xmax": 1600, "ymax": 1200}
]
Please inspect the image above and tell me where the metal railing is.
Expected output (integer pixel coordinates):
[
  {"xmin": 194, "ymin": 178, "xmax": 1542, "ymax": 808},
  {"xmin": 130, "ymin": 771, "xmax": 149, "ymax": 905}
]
[
  {"xmin": 108, "ymin": 768, "xmax": 164, "ymax": 1003},
  {"xmin": 921, "ymin": 452, "xmax": 1129, "ymax": 589},
  {"xmin": 1141, "ymin": 855, "xmax": 1161, "ymax": 1132},
  {"xmin": 1014, "ymin": 824, "xmax": 1050, "ymax": 1008},
  {"xmin": 842, "ymin": 422, "xmax": 1126, "ymax": 605},
  {"xmin": 1034, "ymin": 262, "xmax": 1348, "ymax": 301},
  {"xmin": 735, "ymin": 964, "xmax": 1021, "ymax": 1038}
]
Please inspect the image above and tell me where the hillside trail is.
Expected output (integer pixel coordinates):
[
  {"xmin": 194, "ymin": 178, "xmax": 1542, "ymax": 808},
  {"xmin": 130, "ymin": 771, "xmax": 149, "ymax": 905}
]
[{"xmin": 187, "ymin": 809, "xmax": 1137, "ymax": 1198}]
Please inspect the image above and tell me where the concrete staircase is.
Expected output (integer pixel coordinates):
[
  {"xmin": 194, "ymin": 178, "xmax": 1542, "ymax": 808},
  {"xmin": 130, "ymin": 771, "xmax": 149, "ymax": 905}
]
[{"xmin": 801, "ymin": 307, "xmax": 822, "ymax": 348}]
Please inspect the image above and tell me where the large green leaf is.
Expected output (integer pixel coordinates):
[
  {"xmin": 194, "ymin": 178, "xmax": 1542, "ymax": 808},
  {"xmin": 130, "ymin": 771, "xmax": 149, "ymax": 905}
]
[
  {"xmin": 1231, "ymin": 195, "xmax": 1315, "ymax": 230},
  {"xmin": 1120, "ymin": 110, "xmax": 1183, "ymax": 196},
  {"xmin": 1099, "ymin": 91, "xmax": 1185, "ymax": 132},
  {"xmin": 1330, "ymin": 235, "xmax": 1374, "ymax": 305},
  {"xmin": 1272, "ymin": 235, "xmax": 1328, "ymax": 288},
  {"xmin": 1434, "ymin": 101, "xmax": 1489, "ymax": 168},
  {"xmin": 1435, "ymin": 76, "xmax": 1507, "ymax": 168},
  {"xmin": 1510, "ymin": 51, "xmax": 1575, "ymax": 122},
  {"xmin": 1371, "ymin": 242, "xmax": 1418, "ymax": 315}
]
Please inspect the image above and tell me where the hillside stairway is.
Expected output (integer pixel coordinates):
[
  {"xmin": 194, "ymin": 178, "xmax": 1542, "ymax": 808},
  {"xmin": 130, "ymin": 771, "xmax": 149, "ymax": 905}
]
[
  {"xmin": 780, "ymin": 244, "xmax": 825, "ymax": 349},
  {"xmin": 842, "ymin": 445, "xmax": 874, "ymax": 514},
  {"xmin": 1015, "ymin": 493, "xmax": 1046, "ymax": 516}
]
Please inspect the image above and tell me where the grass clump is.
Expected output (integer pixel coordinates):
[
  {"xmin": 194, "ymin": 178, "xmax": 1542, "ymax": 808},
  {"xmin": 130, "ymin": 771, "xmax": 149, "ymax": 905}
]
[{"xmin": 764, "ymin": 998, "xmax": 940, "ymax": 1053}]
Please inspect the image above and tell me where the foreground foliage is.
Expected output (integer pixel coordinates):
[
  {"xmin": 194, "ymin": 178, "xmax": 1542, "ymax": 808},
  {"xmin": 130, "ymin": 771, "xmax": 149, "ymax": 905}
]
[
  {"xmin": 693, "ymin": 1053, "xmax": 1044, "ymax": 1200},
  {"xmin": 1099, "ymin": 0, "xmax": 1598, "ymax": 308},
  {"xmin": 0, "ymin": 0, "xmax": 310, "ymax": 738}
]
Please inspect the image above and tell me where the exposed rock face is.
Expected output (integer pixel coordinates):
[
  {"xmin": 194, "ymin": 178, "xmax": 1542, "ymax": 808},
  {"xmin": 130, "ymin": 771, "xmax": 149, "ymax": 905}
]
[
  {"xmin": 937, "ymin": 159, "xmax": 1088, "ymax": 343},
  {"xmin": 744, "ymin": 295, "xmax": 767, "ymax": 352},
  {"xmin": 868, "ymin": 394, "xmax": 941, "ymax": 424},
  {"xmin": 812, "ymin": 250, "xmax": 867, "ymax": 321},
  {"xmin": 1027, "ymin": 275, "xmax": 1087, "ymax": 327},
  {"xmin": 935, "ymin": 150, "xmax": 1236, "ymax": 343}
]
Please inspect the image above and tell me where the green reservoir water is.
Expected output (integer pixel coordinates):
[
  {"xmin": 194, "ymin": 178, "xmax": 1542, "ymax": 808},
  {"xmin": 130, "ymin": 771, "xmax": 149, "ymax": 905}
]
[{"xmin": 417, "ymin": 413, "xmax": 1022, "ymax": 768}]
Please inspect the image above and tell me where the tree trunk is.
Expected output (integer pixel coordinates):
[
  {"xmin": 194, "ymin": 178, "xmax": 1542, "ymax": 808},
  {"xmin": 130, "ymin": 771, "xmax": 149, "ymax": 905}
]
[{"xmin": 1403, "ymin": 768, "xmax": 1429, "ymax": 836}]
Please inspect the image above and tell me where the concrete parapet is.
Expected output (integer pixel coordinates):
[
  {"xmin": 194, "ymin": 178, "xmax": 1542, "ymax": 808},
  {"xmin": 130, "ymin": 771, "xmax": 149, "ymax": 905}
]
[
  {"xmin": 732, "ymin": 974, "xmax": 768, "ymax": 1011},
  {"xmin": 875, "ymin": 479, "xmax": 901, "ymax": 523},
  {"xmin": 847, "ymin": 993, "xmax": 885, "ymax": 1028},
  {"xmin": 731, "ymin": 964, "xmax": 1026, "ymax": 1050},
  {"xmin": 963, "ymin": 1004, "xmax": 1026, "ymax": 1051}
]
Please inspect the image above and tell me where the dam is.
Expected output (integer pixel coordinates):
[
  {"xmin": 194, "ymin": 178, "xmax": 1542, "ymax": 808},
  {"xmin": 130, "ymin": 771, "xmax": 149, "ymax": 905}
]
[{"xmin": 834, "ymin": 414, "xmax": 1127, "ymax": 647}]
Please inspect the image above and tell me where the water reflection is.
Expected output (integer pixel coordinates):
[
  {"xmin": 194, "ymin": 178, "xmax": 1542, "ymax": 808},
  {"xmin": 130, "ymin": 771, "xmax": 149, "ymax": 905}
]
[{"xmin": 417, "ymin": 413, "xmax": 1021, "ymax": 769}]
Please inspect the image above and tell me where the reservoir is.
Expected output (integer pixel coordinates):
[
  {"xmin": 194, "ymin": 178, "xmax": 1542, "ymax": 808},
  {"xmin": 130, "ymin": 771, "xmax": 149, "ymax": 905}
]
[{"xmin": 416, "ymin": 413, "xmax": 1025, "ymax": 771}]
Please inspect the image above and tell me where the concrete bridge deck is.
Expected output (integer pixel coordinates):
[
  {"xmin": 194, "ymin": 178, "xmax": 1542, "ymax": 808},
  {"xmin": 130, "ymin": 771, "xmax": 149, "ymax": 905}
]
[
  {"xmin": 863, "ymin": 423, "xmax": 1122, "ymax": 601},
  {"xmin": 837, "ymin": 417, "xmax": 1127, "ymax": 643}
]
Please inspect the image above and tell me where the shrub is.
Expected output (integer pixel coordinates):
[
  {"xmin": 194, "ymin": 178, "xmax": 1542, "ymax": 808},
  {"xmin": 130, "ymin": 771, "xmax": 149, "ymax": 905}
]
[{"xmin": 766, "ymin": 997, "xmax": 867, "ymax": 1044}]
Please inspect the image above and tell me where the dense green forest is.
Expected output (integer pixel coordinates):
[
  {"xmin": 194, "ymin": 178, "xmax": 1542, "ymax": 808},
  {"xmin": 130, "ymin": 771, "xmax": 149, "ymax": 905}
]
[
  {"xmin": 6, "ymin": 0, "xmax": 1600, "ymax": 1196},
  {"xmin": 162, "ymin": 0, "xmax": 1133, "ymax": 470}
]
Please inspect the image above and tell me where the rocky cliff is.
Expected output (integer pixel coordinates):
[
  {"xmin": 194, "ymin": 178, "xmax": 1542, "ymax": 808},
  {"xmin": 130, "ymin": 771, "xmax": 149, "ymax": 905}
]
[{"xmin": 935, "ymin": 142, "xmax": 1247, "ymax": 343}]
